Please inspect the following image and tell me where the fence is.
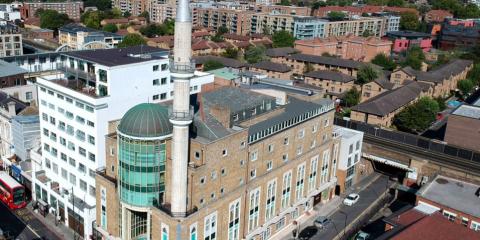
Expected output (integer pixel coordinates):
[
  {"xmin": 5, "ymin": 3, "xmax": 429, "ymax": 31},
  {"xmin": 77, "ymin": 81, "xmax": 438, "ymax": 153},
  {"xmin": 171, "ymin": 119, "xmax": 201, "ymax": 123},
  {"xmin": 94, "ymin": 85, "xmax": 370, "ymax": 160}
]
[{"xmin": 334, "ymin": 118, "xmax": 480, "ymax": 163}]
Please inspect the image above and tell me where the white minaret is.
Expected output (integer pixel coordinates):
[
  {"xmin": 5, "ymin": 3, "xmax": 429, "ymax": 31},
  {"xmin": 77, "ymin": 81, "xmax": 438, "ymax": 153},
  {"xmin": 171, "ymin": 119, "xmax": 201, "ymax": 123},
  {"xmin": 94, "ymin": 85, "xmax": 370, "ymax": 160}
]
[{"xmin": 169, "ymin": 0, "xmax": 194, "ymax": 217}]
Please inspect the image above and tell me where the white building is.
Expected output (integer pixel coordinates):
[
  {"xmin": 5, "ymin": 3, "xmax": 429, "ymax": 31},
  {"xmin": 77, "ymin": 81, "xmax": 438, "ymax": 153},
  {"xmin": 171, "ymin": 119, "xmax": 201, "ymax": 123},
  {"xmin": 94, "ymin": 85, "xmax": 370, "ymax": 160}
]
[
  {"xmin": 0, "ymin": 2, "xmax": 21, "ymax": 22},
  {"xmin": 334, "ymin": 126, "xmax": 364, "ymax": 190},
  {"xmin": 32, "ymin": 46, "xmax": 214, "ymax": 238}
]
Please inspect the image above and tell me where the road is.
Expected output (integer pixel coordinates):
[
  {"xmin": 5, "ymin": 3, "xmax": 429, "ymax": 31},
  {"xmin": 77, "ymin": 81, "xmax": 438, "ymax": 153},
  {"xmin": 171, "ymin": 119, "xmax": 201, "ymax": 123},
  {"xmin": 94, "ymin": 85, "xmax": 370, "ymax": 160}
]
[
  {"xmin": 298, "ymin": 175, "xmax": 390, "ymax": 240},
  {"xmin": 0, "ymin": 201, "xmax": 62, "ymax": 240}
]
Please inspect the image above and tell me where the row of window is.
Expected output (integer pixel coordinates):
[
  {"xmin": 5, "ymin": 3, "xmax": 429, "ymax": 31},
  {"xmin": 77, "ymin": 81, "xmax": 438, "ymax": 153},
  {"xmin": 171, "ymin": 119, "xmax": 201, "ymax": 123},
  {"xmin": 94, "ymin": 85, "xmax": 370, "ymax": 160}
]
[
  {"xmin": 40, "ymin": 87, "xmax": 95, "ymax": 113},
  {"xmin": 43, "ymin": 158, "xmax": 96, "ymax": 197}
]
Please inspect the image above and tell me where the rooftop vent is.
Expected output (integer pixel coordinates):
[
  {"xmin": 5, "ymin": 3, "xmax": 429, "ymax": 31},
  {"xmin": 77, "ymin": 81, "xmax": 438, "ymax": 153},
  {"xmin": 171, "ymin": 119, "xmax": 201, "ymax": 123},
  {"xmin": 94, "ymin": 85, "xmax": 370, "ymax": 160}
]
[
  {"xmin": 127, "ymin": 53, "xmax": 152, "ymax": 59},
  {"xmin": 436, "ymin": 178, "xmax": 449, "ymax": 184}
]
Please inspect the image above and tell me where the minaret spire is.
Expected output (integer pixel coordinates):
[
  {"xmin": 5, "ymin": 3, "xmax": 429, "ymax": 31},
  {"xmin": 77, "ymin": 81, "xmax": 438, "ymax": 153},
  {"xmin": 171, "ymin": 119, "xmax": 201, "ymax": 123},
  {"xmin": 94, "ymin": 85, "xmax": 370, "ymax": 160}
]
[{"xmin": 169, "ymin": 0, "xmax": 194, "ymax": 217}]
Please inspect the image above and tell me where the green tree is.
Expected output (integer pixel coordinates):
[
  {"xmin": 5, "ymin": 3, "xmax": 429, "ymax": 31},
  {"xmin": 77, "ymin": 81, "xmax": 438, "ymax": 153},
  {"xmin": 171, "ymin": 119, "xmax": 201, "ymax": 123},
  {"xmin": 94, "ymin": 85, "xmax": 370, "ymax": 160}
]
[
  {"xmin": 103, "ymin": 23, "xmax": 118, "ymax": 33},
  {"xmin": 245, "ymin": 45, "xmax": 268, "ymax": 64},
  {"xmin": 362, "ymin": 30, "xmax": 373, "ymax": 37},
  {"xmin": 356, "ymin": 65, "xmax": 378, "ymax": 85},
  {"xmin": 38, "ymin": 9, "xmax": 71, "ymax": 31},
  {"xmin": 402, "ymin": 46, "xmax": 425, "ymax": 70},
  {"xmin": 139, "ymin": 11, "xmax": 150, "ymax": 23},
  {"xmin": 343, "ymin": 88, "xmax": 361, "ymax": 107},
  {"xmin": 222, "ymin": 48, "xmax": 240, "ymax": 59},
  {"xmin": 435, "ymin": 97, "xmax": 447, "ymax": 111},
  {"xmin": 217, "ymin": 26, "xmax": 229, "ymax": 35},
  {"xmin": 393, "ymin": 97, "xmax": 440, "ymax": 134},
  {"xmin": 211, "ymin": 34, "xmax": 224, "ymax": 42},
  {"xmin": 371, "ymin": 53, "xmax": 397, "ymax": 71},
  {"xmin": 111, "ymin": 8, "xmax": 123, "ymax": 18},
  {"xmin": 84, "ymin": 0, "xmax": 111, "ymax": 11},
  {"xmin": 467, "ymin": 64, "xmax": 480, "ymax": 85},
  {"xmin": 457, "ymin": 79, "xmax": 475, "ymax": 95},
  {"xmin": 203, "ymin": 60, "xmax": 224, "ymax": 71},
  {"xmin": 82, "ymin": 11, "xmax": 102, "ymax": 29},
  {"xmin": 311, "ymin": 1, "xmax": 327, "ymax": 10},
  {"xmin": 400, "ymin": 12, "xmax": 419, "ymax": 31},
  {"xmin": 327, "ymin": 11, "xmax": 346, "ymax": 21},
  {"xmin": 387, "ymin": 0, "xmax": 405, "ymax": 7},
  {"xmin": 272, "ymin": 30, "xmax": 295, "ymax": 48},
  {"xmin": 118, "ymin": 34, "xmax": 146, "ymax": 48},
  {"xmin": 456, "ymin": 4, "xmax": 480, "ymax": 19},
  {"xmin": 123, "ymin": 11, "xmax": 132, "ymax": 18},
  {"xmin": 277, "ymin": 0, "xmax": 291, "ymax": 6}
]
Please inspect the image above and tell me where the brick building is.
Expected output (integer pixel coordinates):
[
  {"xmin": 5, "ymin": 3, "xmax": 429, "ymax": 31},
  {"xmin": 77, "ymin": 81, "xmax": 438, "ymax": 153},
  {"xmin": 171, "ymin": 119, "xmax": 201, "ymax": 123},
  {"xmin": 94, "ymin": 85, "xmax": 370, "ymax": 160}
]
[
  {"xmin": 21, "ymin": 1, "xmax": 84, "ymax": 20},
  {"xmin": 249, "ymin": 61, "xmax": 293, "ymax": 79},
  {"xmin": 294, "ymin": 35, "xmax": 392, "ymax": 62},
  {"xmin": 425, "ymin": 10, "xmax": 453, "ymax": 23},
  {"xmin": 444, "ymin": 104, "xmax": 480, "ymax": 151},
  {"xmin": 386, "ymin": 31, "xmax": 432, "ymax": 53},
  {"xmin": 304, "ymin": 70, "xmax": 356, "ymax": 99}
]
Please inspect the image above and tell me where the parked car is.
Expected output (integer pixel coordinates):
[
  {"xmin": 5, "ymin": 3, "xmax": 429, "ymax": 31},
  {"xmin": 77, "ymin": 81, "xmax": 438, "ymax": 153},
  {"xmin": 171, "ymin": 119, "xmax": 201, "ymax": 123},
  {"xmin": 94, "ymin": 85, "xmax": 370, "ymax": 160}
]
[
  {"xmin": 314, "ymin": 216, "xmax": 331, "ymax": 228},
  {"xmin": 343, "ymin": 193, "xmax": 360, "ymax": 206},
  {"xmin": 355, "ymin": 231, "xmax": 370, "ymax": 240}
]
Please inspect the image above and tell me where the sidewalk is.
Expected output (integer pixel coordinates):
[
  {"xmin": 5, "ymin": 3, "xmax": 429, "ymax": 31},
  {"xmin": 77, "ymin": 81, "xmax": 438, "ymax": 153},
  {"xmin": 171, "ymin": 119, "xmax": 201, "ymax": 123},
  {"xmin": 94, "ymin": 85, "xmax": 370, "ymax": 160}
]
[
  {"xmin": 274, "ymin": 173, "xmax": 382, "ymax": 240},
  {"xmin": 25, "ymin": 202, "xmax": 76, "ymax": 240},
  {"xmin": 273, "ymin": 196, "xmax": 342, "ymax": 240}
]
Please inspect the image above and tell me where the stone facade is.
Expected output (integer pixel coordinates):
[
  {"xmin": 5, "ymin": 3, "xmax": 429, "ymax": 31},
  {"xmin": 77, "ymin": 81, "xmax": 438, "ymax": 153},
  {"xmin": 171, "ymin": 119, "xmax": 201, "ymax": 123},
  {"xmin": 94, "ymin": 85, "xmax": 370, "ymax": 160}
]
[{"xmin": 95, "ymin": 99, "xmax": 343, "ymax": 240}]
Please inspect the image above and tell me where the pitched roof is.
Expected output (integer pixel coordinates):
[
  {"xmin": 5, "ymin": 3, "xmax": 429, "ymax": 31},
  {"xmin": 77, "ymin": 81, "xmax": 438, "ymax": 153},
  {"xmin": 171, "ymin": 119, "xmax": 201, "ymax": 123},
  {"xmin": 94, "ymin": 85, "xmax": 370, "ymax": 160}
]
[
  {"xmin": 266, "ymin": 47, "xmax": 298, "ymax": 57},
  {"xmin": 351, "ymin": 81, "xmax": 425, "ymax": 116},
  {"xmin": 222, "ymin": 33, "xmax": 250, "ymax": 41},
  {"xmin": 251, "ymin": 61, "xmax": 292, "ymax": 72},
  {"xmin": 391, "ymin": 212, "xmax": 480, "ymax": 240},
  {"xmin": 397, "ymin": 59, "xmax": 473, "ymax": 83},
  {"xmin": 287, "ymin": 53, "xmax": 365, "ymax": 69},
  {"xmin": 193, "ymin": 55, "xmax": 246, "ymax": 68},
  {"xmin": 0, "ymin": 91, "xmax": 28, "ymax": 115},
  {"xmin": 304, "ymin": 70, "xmax": 355, "ymax": 83}
]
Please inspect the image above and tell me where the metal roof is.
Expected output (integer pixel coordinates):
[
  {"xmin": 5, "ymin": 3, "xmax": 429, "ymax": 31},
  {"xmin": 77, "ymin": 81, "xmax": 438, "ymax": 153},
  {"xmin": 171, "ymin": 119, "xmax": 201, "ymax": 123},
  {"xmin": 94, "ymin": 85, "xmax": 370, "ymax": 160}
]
[
  {"xmin": 452, "ymin": 104, "xmax": 480, "ymax": 119},
  {"xmin": 118, "ymin": 103, "xmax": 172, "ymax": 138},
  {"xmin": 0, "ymin": 59, "xmax": 27, "ymax": 77}
]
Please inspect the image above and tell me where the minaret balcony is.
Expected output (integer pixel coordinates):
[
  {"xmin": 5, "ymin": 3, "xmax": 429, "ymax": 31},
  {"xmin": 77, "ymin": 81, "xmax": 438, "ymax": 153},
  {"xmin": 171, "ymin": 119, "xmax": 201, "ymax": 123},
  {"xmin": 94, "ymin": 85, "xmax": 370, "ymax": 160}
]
[
  {"xmin": 169, "ymin": 105, "xmax": 194, "ymax": 121},
  {"xmin": 169, "ymin": 59, "xmax": 196, "ymax": 74}
]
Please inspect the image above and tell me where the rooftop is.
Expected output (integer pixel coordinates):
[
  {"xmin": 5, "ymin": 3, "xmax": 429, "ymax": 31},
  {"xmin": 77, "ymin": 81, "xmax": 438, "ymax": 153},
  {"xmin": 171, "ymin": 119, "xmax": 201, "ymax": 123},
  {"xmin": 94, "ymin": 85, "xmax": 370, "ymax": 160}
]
[
  {"xmin": 418, "ymin": 175, "xmax": 480, "ymax": 218},
  {"xmin": 400, "ymin": 59, "xmax": 473, "ymax": 84},
  {"xmin": 202, "ymin": 87, "xmax": 275, "ymax": 113},
  {"xmin": 265, "ymin": 47, "xmax": 298, "ymax": 57},
  {"xmin": 452, "ymin": 104, "xmax": 480, "ymax": 119},
  {"xmin": 193, "ymin": 55, "xmax": 246, "ymax": 68},
  {"xmin": 0, "ymin": 59, "xmax": 27, "ymax": 77},
  {"xmin": 304, "ymin": 70, "xmax": 355, "ymax": 83},
  {"xmin": 251, "ymin": 61, "xmax": 292, "ymax": 72},
  {"xmin": 351, "ymin": 81, "xmax": 426, "ymax": 116},
  {"xmin": 387, "ymin": 31, "xmax": 431, "ymax": 38},
  {"xmin": 333, "ymin": 126, "xmax": 363, "ymax": 139},
  {"xmin": 207, "ymin": 67, "xmax": 240, "ymax": 80},
  {"xmin": 63, "ymin": 46, "xmax": 168, "ymax": 67},
  {"xmin": 286, "ymin": 53, "xmax": 365, "ymax": 69},
  {"xmin": 59, "ymin": 23, "xmax": 121, "ymax": 38},
  {"xmin": 0, "ymin": 91, "xmax": 28, "ymax": 115},
  {"xmin": 118, "ymin": 103, "xmax": 172, "ymax": 138}
]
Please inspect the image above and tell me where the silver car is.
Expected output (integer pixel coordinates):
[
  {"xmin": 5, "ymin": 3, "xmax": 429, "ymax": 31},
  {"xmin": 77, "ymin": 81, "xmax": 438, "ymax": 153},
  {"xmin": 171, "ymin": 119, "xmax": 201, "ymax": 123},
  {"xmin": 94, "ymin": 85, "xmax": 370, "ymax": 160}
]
[{"xmin": 314, "ymin": 216, "xmax": 331, "ymax": 229}]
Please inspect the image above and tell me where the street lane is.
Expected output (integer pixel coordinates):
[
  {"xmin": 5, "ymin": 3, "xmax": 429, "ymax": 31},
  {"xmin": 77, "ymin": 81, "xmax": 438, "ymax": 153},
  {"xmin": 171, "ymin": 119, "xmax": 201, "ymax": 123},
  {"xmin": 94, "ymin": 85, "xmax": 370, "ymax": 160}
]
[
  {"xmin": 308, "ymin": 175, "xmax": 390, "ymax": 240},
  {"xmin": 0, "ymin": 201, "xmax": 62, "ymax": 240}
]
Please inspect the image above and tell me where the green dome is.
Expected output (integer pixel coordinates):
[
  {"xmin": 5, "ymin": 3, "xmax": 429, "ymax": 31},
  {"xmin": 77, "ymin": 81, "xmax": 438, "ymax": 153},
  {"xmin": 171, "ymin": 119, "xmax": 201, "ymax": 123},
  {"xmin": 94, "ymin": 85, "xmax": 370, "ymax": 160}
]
[{"xmin": 118, "ymin": 103, "xmax": 172, "ymax": 138}]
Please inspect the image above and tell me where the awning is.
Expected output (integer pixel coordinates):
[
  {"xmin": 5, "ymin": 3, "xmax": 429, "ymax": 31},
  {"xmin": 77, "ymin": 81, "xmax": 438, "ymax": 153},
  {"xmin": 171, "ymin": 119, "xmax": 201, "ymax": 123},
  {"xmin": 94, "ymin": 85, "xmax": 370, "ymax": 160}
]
[{"xmin": 362, "ymin": 153, "xmax": 414, "ymax": 172}]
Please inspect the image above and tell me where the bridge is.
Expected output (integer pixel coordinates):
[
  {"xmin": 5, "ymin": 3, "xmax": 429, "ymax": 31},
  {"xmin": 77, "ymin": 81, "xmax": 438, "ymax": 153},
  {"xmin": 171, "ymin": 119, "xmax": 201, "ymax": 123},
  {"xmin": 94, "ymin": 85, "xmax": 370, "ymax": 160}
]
[{"xmin": 335, "ymin": 118, "xmax": 480, "ymax": 178}]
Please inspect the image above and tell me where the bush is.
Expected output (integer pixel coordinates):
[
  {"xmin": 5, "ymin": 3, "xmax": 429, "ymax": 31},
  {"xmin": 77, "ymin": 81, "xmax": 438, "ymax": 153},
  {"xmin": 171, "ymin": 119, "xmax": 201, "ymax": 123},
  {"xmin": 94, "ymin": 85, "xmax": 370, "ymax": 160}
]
[{"xmin": 393, "ymin": 97, "xmax": 440, "ymax": 134}]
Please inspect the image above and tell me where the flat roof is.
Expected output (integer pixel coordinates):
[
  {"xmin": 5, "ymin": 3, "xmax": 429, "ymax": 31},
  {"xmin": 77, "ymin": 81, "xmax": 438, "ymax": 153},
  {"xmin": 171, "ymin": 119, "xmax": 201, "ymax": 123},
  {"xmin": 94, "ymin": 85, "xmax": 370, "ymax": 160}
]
[
  {"xmin": 452, "ymin": 104, "xmax": 480, "ymax": 119},
  {"xmin": 418, "ymin": 175, "xmax": 480, "ymax": 218},
  {"xmin": 334, "ymin": 126, "xmax": 363, "ymax": 139},
  {"xmin": 0, "ymin": 59, "xmax": 27, "ymax": 77},
  {"xmin": 207, "ymin": 67, "xmax": 239, "ymax": 80},
  {"xmin": 63, "ymin": 46, "xmax": 169, "ymax": 67}
]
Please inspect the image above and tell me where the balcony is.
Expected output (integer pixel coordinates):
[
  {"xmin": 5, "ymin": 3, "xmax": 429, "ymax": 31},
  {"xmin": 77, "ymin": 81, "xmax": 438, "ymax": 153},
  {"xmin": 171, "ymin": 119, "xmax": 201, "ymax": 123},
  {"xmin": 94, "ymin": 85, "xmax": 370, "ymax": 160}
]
[
  {"xmin": 168, "ymin": 105, "xmax": 194, "ymax": 121},
  {"xmin": 59, "ymin": 65, "xmax": 96, "ymax": 82},
  {"xmin": 169, "ymin": 59, "xmax": 195, "ymax": 74}
]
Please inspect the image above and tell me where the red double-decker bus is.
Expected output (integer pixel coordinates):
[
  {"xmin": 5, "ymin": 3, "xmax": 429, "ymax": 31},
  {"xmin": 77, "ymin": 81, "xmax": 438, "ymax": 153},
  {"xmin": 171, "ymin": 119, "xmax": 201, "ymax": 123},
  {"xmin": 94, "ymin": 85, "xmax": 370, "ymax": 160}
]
[{"xmin": 0, "ymin": 171, "xmax": 26, "ymax": 209}]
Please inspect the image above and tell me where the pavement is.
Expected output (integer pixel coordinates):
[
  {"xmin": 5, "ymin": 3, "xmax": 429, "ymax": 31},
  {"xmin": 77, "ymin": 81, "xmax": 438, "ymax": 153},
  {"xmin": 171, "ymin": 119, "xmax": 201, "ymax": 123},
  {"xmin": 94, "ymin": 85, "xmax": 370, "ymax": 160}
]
[{"xmin": 275, "ymin": 173, "xmax": 387, "ymax": 240}]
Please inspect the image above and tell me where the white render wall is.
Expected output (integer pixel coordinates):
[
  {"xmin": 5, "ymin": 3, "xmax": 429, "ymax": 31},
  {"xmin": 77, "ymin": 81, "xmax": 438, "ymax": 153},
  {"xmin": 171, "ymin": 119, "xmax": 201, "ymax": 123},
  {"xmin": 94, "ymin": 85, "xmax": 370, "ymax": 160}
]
[{"xmin": 335, "ymin": 126, "xmax": 363, "ymax": 171}]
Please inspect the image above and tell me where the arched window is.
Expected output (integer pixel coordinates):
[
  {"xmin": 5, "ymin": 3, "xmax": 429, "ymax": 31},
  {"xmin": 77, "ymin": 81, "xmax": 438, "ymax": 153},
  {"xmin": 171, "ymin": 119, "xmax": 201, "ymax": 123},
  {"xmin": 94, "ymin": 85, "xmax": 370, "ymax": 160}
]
[
  {"xmin": 162, "ymin": 225, "xmax": 168, "ymax": 240},
  {"xmin": 190, "ymin": 224, "xmax": 197, "ymax": 240}
]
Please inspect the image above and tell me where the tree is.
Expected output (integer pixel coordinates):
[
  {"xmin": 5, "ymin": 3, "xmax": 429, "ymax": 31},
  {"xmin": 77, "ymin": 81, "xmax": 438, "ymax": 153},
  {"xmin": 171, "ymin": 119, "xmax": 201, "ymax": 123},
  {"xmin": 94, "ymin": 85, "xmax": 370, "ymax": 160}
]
[
  {"xmin": 82, "ymin": 11, "xmax": 102, "ymax": 29},
  {"xmin": 362, "ymin": 30, "xmax": 373, "ymax": 37},
  {"xmin": 387, "ymin": 0, "xmax": 405, "ymax": 7},
  {"xmin": 203, "ymin": 60, "xmax": 225, "ymax": 71},
  {"xmin": 277, "ymin": 0, "xmax": 291, "ymax": 6},
  {"xmin": 103, "ymin": 23, "xmax": 118, "ymax": 33},
  {"xmin": 245, "ymin": 45, "xmax": 268, "ymax": 64},
  {"xmin": 38, "ymin": 9, "xmax": 71, "ymax": 31},
  {"xmin": 272, "ymin": 30, "xmax": 295, "ymax": 48},
  {"xmin": 139, "ymin": 20, "xmax": 175, "ymax": 37},
  {"xmin": 343, "ymin": 88, "xmax": 361, "ymax": 107},
  {"xmin": 311, "ymin": 1, "xmax": 327, "ymax": 10},
  {"xmin": 457, "ymin": 79, "xmax": 475, "ymax": 95},
  {"xmin": 217, "ymin": 26, "xmax": 229, "ymax": 35},
  {"xmin": 303, "ymin": 63, "xmax": 314, "ymax": 73},
  {"xmin": 393, "ymin": 97, "xmax": 440, "ymax": 134},
  {"xmin": 118, "ymin": 34, "xmax": 146, "ymax": 48},
  {"xmin": 371, "ymin": 53, "xmax": 397, "ymax": 71},
  {"xmin": 456, "ymin": 4, "xmax": 480, "ymax": 19},
  {"xmin": 84, "ymin": 0, "xmax": 111, "ymax": 11},
  {"xmin": 139, "ymin": 11, "xmax": 150, "ymax": 23},
  {"xmin": 327, "ymin": 11, "xmax": 346, "ymax": 21},
  {"xmin": 400, "ymin": 12, "xmax": 419, "ymax": 31},
  {"xmin": 222, "ymin": 48, "xmax": 240, "ymax": 59},
  {"xmin": 356, "ymin": 65, "xmax": 378, "ymax": 85},
  {"xmin": 123, "ymin": 11, "xmax": 132, "ymax": 18},
  {"xmin": 467, "ymin": 64, "xmax": 480, "ymax": 85},
  {"xmin": 402, "ymin": 46, "xmax": 425, "ymax": 70}
]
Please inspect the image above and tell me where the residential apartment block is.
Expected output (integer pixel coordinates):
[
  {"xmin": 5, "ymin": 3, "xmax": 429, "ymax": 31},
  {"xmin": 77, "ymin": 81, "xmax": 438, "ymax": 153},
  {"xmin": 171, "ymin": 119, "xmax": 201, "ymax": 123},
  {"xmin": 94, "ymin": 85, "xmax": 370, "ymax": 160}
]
[
  {"xmin": 58, "ymin": 24, "xmax": 124, "ymax": 50},
  {"xmin": 0, "ymin": 2, "xmax": 22, "ymax": 22},
  {"xmin": 31, "ymin": 46, "xmax": 214, "ymax": 238},
  {"xmin": 295, "ymin": 35, "xmax": 392, "ymax": 62},
  {"xmin": 0, "ymin": 21, "xmax": 23, "ymax": 57},
  {"xmin": 20, "ymin": 1, "xmax": 84, "ymax": 20},
  {"xmin": 387, "ymin": 31, "xmax": 432, "ymax": 53},
  {"xmin": 333, "ymin": 126, "xmax": 363, "ymax": 192}
]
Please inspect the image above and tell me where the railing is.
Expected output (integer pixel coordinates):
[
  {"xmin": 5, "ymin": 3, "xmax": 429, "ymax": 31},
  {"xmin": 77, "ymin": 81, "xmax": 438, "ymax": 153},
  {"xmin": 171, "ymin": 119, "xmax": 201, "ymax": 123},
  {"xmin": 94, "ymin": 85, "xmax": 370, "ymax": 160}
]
[
  {"xmin": 58, "ymin": 65, "xmax": 96, "ymax": 81},
  {"xmin": 335, "ymin": 118, "xmax": 480, "ymax": 163},
  {"xmin": 169, "ymin": 59, "xmax": 196, "ymax": 74},
  {"xmin": 168, "ymin": 105, "xmax": 194, "ymax": 121}
]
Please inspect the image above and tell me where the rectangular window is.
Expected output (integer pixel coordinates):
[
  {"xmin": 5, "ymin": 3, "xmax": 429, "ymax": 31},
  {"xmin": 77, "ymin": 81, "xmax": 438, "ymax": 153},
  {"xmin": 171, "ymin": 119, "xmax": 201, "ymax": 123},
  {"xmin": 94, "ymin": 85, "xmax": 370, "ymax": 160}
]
[
  {"xmin": 69, "ymin": 157, "xmax": 76, "ymax": 167},
  {"xmin": 61, "ymin": 168, "xmax": 68, "ymax": 179},
  {"xmin": 265, "ymin": 179, "xmax": 276, "ymax": 221},
  {"xmin": 161, "ymin": 77, "xmax": 167, "ymax": 85},
  {"xmin": 204, "ymin": 212, "xmax": 217, "ymax": 240},
  {"xmin": 228, "ymin": 199, "xmax": 241, "ymax": 240},
  {"xmin": 89, "ymin": 153, "xmax": 96, "ymax": 162},
  {"xmin": 69, "ymin": 173, "xmax": 76, "ymax": 186},
  {"xmin": 79, "ymin": 147, "xmax": 86, "ymax": 157},
  {"xmin": 76, "ymin": 130, "xmax": 86, "ymax": 141},
  {"xmin": 80, "ymin": 180, "xmax": 87, "ymax": 191},
  {"xmin": 88, "ymin": 135, "xmax": 95, "ymax": 145},
  {"xmin": 250, "ymin": 151, "xmax": 258, "ymax": 161},
  {"xmin": 296, "ymin": 163, "xmax": 305, "ymax": 200},
  {"xmin": 160, "ymin": 93, "xmax": 167, "ymax": 100},
  {"xmin": 153, "ymin": 65, "xmax": 159, "ymax": 71},
  {"xmin": 153, "ymin": 79, "xmax": 159, "ymax": 85},
  {"xmin": 309, "ymin": 156, "xmax": 319, "ymax": 191},
  {"xmin": 87, "ymin": 121, "xmax": 95, "ymax": 127},
  {"xmin": 281, "ymin": 171, "xmax": 292, "ymax": 209},
  {"xmin": 248, "ymin": 188, "xmax": 261, "ymax": 232},
  {"xmin": 161, "ymin": 64, "xmax": 168, "ymax": 71},
  {"xmin": 153, "ymin": 94, "xmax": 159, "ymax": 100}
]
